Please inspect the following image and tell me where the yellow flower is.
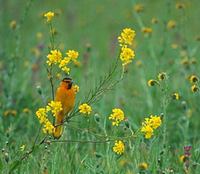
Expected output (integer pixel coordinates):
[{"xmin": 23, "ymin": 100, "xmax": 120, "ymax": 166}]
[
  {"xmin": 73, "ymin": 85, "xmax": 80, "ymax": 93},
  {"xmin": 176, "ymin": 3, "xmax": 185, "ymax": 9},
  {"xmin": 148, "ymin": 115, "xmax": 162, "ymax": 129},
  {"xmin": 151, "ymin": 17, "xmax": 159, "ymax": 24},
  {"xmin": 167, "ymin": 20, "xmax": 176, "ymax": 29},
  {"xmin": 172, "ymin": 93, "xmax": 180, "ymax": 100},
  {"xmin": 158, "ymin": 72, "xmax": 167, "ymax": 81},
  {"xmin": 47, "ymin": 49, "xmax": 62, "ymax": 66},
  {"xmin": 79, "ymin": 103, "xmax": 92, "ymax": 115},
  {"xmin": 191, "ymin": 85, "xmax": 199, "ymax": 93},
  {"xmin": 59, "ymin": 57, "xmax": 71, "ymax": 74},
  {"xmin": 141, "ymin": 124, "xmax": 154, "ymax": 139},
  {"xmin": 23, "ymin": 108, "xmax": 31, "ymax": 114},
  {"xmin": 46, "ymin": 101, "xmax": 63, "ymax": 117},
  {"xmin": 134, "ymin": 4, "xmax": 144, "ymax": 13},
  {"xmin": 113, "ymin": 140, "xmax": 125, "ymax": 155},
  {"xmin": 118, "ymin": 28, "xmax": 136, "ymax": 46},
  {"xmin": 66, "ymin": 50, "xmax": 79, "ymax": 62},
  {"xmin": 43, "ymin": 120, "xmax": 55, "ymax": 134},
  {"xmin": 109, "ymin": 108, "xmax": 125, "ymax": 126},
  {"xmin": 9, "ymin": 20, "xmax": 17, "ymax": 29},
  {"xmin": 179, "ymin": 155, "xmax": 187, "ymax": 163},
  {"xmin": 141, "ymin": 115, "xmax": 162, "ymax": 139},
  {"xmin": 141, "ymin": 27, "xmax": 153, "ymax": 34},
  {"xmin": 188, "ymin": 75, "xmax": 199, "ymax": 84},
  {"xmin": 138, "ymin": 162, "xmax": 148, "ymax": 170},
  {"xmin": 120, "ymin": 46, "xmax": 135, "ymax": 66},
  {"xmin": 36, "ymin": 108, "xmax": 48, "ymax": 124},
  {"xmin": 171, "ymin": 43, "xmax": 178, "ymax": 49},
  {"xmin": 147, "ymin": 79, "xmax": 158, "ymax": 87},
  {"xmin": 44, "ymin": 11, "xmax": 54, "ymax": 22}
]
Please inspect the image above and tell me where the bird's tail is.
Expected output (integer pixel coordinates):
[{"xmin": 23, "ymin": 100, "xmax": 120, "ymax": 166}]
[{"xmin": 53, "ymin": 111, "xmax": 64, "ymax": 139}]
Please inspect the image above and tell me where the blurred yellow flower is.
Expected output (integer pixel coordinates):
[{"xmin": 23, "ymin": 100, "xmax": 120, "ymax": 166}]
[
  {"xmin": 118, "ymin": 28, "xmax": 136, "ymax": 46},
  {"xmin": 134, "ymin": 4, "xmax": 144, "ymax": 13},
  {"xmin": 167, "ymin": 20, "xmax": 176, "ymax": 29},
  {"xmin": 138, "ymin": 162, "xmax": 148, "ymax": 170},
  {"xmin": 36, "ymin": 108, "xmax": 48, "ymax": 124},
  {"xmin": 73, "ymin": 85, "xmax": 80, "ymax": 93},
  {"xmin": 176, "ymin": 3, "xmax": 185, "ymax": 9},
  {"xmin": 44, "ymin": 11, "xmax": 55, "ymax": 22},
  {"xmin": 158, "ymin": 72, "xmax": 167, "ymax": 81},
  {"xmin": 47, "ymin": 49, "xmax": 62, "ymax": 66},
  {"xmin": 113, "ymin": 140, "xmax": 125, "ymax": 155},
  {"xmin": 141, "ymin": 124, "xmax": 153, "ymax": 139},
  {"xmin": 120, "ymin": 46, "xmax": 135, "ymax": 66},
  {"xmin": 109, "ymin": 108, "xmax": 125, "ymax": 126},
  {"xmin": 188, "ymin": 75, "xmax": 199, "ymax": 84},
  {"xmin": 172, "ymin": 93, "xmax": 180, "ymax": 100},
  {"xmin": 23, "ymin": 108, "xmax": 31, "ymax": 114},
  {"xmin": 151, "ymin": 17, "xmax": 158, "ymax": 24},
  {"xmin": 147, "ymin": 79, "xmax": 158, "ymax": 87},
  {"xmin": 3, "ymin": 110, "xmax": 17, "ymax": 117},
  {"xmin": 9, "ymin": 20, "xmax": 17, "ymax": 29},
  {"xmin": 79, "ymin": 103, "xmax": 92, "ymax": 115},
  {"xmin": 141, "ymin": 27, "xmax": 153, "ymax": 34},
  {"xmin": 191, "ymin": 85, "xmax": 199, "ymax": 93}
]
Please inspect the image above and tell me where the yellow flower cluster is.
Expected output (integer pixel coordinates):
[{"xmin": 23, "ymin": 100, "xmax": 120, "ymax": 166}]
[
  {"xmin": 79, "ymin": 103, "xmax": 92, "ymax": 115},
  {"xmin": 109, "ymin": 108, "xmax": 125, "ymax": 126},
  {"xmin": 113, "ymin": 140, "xmax": 125, "ymax": 155},
  {"xmin": 44, "ymin": 11, "xmax": 55, "ymax": 22},
  {"xmin": 141, "ymin": 115, "xmax": 162, "ymax": 139},
  {"xmin": 46, "ymin": 49, "xmax": 79, "ymax": 74},
  {"xmin": 167, "ymin": 20, "xmax": 176, "ymax": 29},
  {"xmin": 36, "ymin": 101, "xmax": 63, "ymax": 134},
  {"xmin": 47, "ymin": 50, "xmax": 62, "ymax": 66},
  {"xmin": 118, "ymin": 28, "xmax": 136, "ymax": 66}
]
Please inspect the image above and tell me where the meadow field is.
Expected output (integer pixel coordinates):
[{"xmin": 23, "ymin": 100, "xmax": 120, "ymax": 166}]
[{"xmin": 0, "ymin": 0, "xmax": 200, "ymax": 173}]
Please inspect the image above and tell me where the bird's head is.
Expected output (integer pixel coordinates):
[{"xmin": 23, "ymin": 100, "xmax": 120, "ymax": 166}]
[{"xmin": 61, "ymin": 77, "xmax": 73, "ymax": 89}]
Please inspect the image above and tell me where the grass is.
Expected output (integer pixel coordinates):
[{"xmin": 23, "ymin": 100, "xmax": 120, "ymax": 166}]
[{"xmin": 0, "ymin": 0, "xmax": 200, "ymax": 173}]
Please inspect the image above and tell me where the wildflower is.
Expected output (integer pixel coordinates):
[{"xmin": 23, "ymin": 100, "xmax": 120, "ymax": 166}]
[
  {"xmin": 141, "ymin": 115, "xmax": 162, "ymax": 139},
  {"xmin": 176, "ymin": 3, "xmax": 185, "ymax": 9},
  {"xmin": 109, "ymin": 108, "xmax": 125, "ymax": 126},
  {"xmin": 141, "ymin": 124, "xmax": 154, "ymax": 139},
  {"xmin": 36, "ymin": 108, "xmax": 48, "ymax": 124},
  {"xmin": 158, "ymin": 72, "xmax": 167, "ymax": 81},
  {"xmin": 36, "ymin": 32, "xmax": 43, "ymax": 40},
  {"xmin": 3, "ymin": 110, "xmax": 17, "ymax": 117},
  {"xmin": 73, "ymin": 85, "xmax": 80, "ymax": 93},
  {"xmin": 113, "ymin": 140, "xmax": 125, "ymax": 155},
  {"xmin": 151, "ymin": 17, "xmax": 158, "ymax": 24},
  {"xmin": 134, "ymin": 4, "xmax": 144, "ymax": 13},
  {"xmin": 138, "ymin": 162, "xmax": 148, "ymax": 170},
  {"xmin": 23, "ymin": 108, "xmax": 31, "ymax": 114},
  {"xmin": 44, "ymin": 11, "xmax": 54, "ymax": 22},
  {"xmin": 46, "ymin": 101, "xmax": 63, "ymax": 117},
  {"xmin": 9, "ymin": 20, "xmax": 17, "ymax": 29},
  {"xmin": 179, "ymin": 155, "xmax": 187, "ymax": 163},
  {"xmin": 167, "ymin": 20, "xmax": 176, "ymax": 29},
  {"xmin": 118, "ymin": 28, "xmax": 136, "ymax": 46},
  {"xmin": 147, "ymin": 79, "xmax": 158, "ymax": 87},
  {"xmin": 141, "ymin": 27, "xmax": 153, "ymax": 34},
  {"xmin": 43, "ymin": 120, "xmax": 55, "ymax": 134},
  {"xmin": 47, "ymin": 49, "xmax": 62, "ymax": 66},
  {"xmin": 66, "ymin": 50, "xmax": 79, "ymax": 62},
  {"xmin": 120, "ymin": 46, "xmax": 135, "ymax": 66},
  {"xmin": 172, "ymin": 93, "xmax": 180, "ymax": 100},
  {"xmin": 79, "ymin": 103, "xmax": 92, "ymax": 115},
  {"xmin": 148, "ymin": 115, "xmax": 162, "ymax": 129},
  {"xmin": 191, "ymin": 85, "xmax": 199, "ymax": 93},
  {"xmin": 188, "ymin": 75, "xmax": 199, "ymax": 84},
  {"xmin": 59, "ymin": 57, "xmax": 71, "ymax": 74}
]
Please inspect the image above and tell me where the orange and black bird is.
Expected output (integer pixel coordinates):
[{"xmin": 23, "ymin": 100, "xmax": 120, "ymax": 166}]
[{"xmin": 53, "ymin": 77, "xmax": 76, "ymax": 139}]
